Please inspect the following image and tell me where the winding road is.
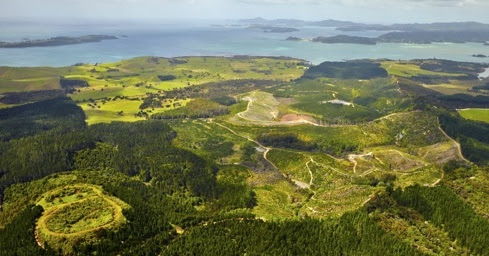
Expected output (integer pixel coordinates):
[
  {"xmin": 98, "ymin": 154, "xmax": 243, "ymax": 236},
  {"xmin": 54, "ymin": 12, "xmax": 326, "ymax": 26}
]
[
  {"xmin": 436, "ymin": 117, "xmax": 470, "ymax": 163},
  {"xmin": 212, "ymin": 120, "xmax": 278, "ymax": 171},
  {"xmin": 306, "ymin": 158, "xmax": 314, "ymax": 186}
]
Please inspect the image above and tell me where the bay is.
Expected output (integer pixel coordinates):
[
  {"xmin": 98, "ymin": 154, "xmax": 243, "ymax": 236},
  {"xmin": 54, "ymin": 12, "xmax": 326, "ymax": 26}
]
[{"xmin": 0, "ymin": 21, "xmax": 488, "ymax": 67}]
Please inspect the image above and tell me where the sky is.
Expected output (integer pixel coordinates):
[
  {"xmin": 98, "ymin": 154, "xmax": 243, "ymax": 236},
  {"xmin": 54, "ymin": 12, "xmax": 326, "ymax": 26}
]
[{"xmin": 1, "ymin": 0, "xmax": 489, "ymax": 24}]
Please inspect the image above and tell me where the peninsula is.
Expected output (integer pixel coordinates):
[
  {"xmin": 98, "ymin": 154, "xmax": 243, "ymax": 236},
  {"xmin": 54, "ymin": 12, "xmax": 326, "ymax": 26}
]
[
  {"xmin": 311, "ymin": 35, "xmax": 377, "ymax": 45},
  {"xmin": 0, "ymin": 35, "xmax": 118, "ymax": 48}
]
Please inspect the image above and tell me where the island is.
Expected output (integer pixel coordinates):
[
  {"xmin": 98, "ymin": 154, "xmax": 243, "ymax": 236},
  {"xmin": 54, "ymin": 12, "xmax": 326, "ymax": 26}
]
[
  {"xmin": 312, "ymin": 35, "xmax": 377, "ymax": 45},
  {"xmin": 285, "ymin": 36, "xmax": 304, "ymax": 41},
  {"xmin": 0, "ymin": 35, "xmax": 118, "ymax": 48},
  {"xmin": 376, "ymin": 31, "xmax": 489, "ymax": 44},
  {"xmin": 296, "ymin": 32, "xmax": 489, "ymax": 46},
  {"xmin": 248, "ymin": 25, "xmax": 299, "ymax": 33},
  {"xmin": 336, "ymin": 21, "xmax": 489, "ymax": 32},
  {"xmin": 473, "ymin": 54, "xmax": 488, "ymax": 58}
]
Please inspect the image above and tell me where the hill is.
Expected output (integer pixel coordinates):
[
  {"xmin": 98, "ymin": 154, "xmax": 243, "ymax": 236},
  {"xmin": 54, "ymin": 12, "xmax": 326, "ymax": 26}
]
[{"xmin": 1, "ymin": 56, "xmax": 489, "ymax": 255}]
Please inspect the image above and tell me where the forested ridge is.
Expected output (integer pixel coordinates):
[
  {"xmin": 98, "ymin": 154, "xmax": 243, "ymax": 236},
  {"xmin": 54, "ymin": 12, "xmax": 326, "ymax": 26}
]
[
  {"xmin": 391, "ymin": 185, "xmax": 489, "ymax": 255},
  {"xmin": 163, "ymin": 210, "xmax": 423, "ymax": 256},
  {"xmin": 0, "ymin": 96, "xmax": 86, "ymax": 142},
  {"xmin": 303, "ymin": 61, "xmax": 388, "ymax": 79},
  {"xmin": 0, "ymin": 114, "xmax": 217, "ymax": 205}
]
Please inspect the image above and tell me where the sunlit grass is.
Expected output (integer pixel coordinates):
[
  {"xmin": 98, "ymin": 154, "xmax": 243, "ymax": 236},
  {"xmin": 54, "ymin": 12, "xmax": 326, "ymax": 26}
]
[
  {"xmin": 381, "ymin": 61, "xmax": 462, "ymax": 78},
  {"xmin": 459, "ymin": 108, "xmax": 489, "ymax": 123},
  {"xmin": 80, "ymin": 98, "xmax": 190, "ymax": 125}
]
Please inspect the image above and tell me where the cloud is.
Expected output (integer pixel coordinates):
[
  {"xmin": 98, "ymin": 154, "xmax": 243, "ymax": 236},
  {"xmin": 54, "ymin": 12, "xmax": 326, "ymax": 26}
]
[
  {"xmin": 239, "ymin": 0, "xmax": 320, "ymax": 3},
  {"xmin": 11, "ymin": 0, "xmax": 485, "ymax": 8},
  {"xmin": 238, "ymin": 0, "xmax": 484, "ymax": 7},
  {"xmin": 1, "ymin": 0, "xmax": 488, "ymax": 22}
]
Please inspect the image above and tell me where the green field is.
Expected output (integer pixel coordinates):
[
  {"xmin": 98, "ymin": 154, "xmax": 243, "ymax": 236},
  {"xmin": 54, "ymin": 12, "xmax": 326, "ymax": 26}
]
[
  {"xmin": 421, "ymin": 82, "xmax": 481, "ymax": 95},
  {"xmin": 381, "ymin": 61, "xmax": 462, "ymax": 78},
  {"xmin": 80, "ymin": 98, "xmax": 191, "ymax": 124},
  {"xmin": 459, "ymin": 108, "xmax": 489, "ymax": 123},
  {"xmin": 68, "ymin": 56, "xmax": 305, "ymax": 101},
  {"xmin": 0, "ymin": 66, "xmax": 69, "ymax": 94}
]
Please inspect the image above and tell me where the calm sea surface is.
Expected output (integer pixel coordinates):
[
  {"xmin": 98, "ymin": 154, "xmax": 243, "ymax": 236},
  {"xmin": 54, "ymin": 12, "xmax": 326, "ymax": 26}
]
[{"xmin": 1, "ymin": 21, "xmax": 488, "ymax": 67}]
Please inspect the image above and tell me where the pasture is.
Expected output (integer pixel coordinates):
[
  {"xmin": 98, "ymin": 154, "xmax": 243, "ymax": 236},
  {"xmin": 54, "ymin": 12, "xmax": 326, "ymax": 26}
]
[
  {"xmin": 80, "ymin": 98, "xmax": 190, "ymax": 125},
  {"xmin": 459, "ymin": 108, "xmax": 489, "ymax": 123},
  {"xmin": 381, "ymin": 61, "xmax": 462, "ymax": 78}
]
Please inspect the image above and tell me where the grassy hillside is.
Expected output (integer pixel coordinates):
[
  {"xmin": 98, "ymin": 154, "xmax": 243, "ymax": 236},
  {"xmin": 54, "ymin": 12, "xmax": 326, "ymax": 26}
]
[{"xmin": 381, "ymin": 61, "xmax": 462, "ymax": 78}]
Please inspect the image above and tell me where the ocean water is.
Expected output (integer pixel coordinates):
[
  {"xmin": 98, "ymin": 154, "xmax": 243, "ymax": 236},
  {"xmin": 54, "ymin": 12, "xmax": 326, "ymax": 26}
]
[
  {"xmin": 479, "ymin": 68, "xmax": 489, "ymax": 79},
  {"xmin": 0, "ymin": 21, "xmax": 488, "ymax": 67}
]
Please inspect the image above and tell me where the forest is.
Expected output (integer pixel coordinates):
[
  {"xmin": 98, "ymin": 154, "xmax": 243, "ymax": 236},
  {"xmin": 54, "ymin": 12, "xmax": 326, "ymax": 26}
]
[{"xmin": 303, "ymin": 61, "xmax": 388, "ymax": 79}]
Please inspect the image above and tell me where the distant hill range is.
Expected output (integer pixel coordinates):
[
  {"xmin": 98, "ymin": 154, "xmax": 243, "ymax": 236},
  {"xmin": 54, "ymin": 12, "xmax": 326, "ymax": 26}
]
[
  {"xmin": 337, "ymin": 21, "xmax": 489, "ymax": 32},
  {"xmin": 240, "ymin": 18, "xmax": 489, "ymax": 44},
  {"xmin": 239, "ymin": 18, "xmax": 489, "ymax": 32},
  {"xmin": 239, "ymin": 17, "xmax": 360, "ymax": 28},
  {"xmin": 0, "ymin": 35, "xmax": 118, "ymax": 48},
  {"xmin": 304, "ymin": 32, "xmax": 489, "ymax": 45}
]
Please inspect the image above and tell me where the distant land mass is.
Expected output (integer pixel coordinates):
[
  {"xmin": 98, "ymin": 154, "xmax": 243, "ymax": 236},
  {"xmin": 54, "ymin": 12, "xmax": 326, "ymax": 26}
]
[
  {"xmin": 242, "ymin": 18, "xmax": 489, "ymax": 44},
  {"xmin": 285, "ymin": 36, "xmax": 304, "ymax": 41},
  {"xmin": 337, "ymin": 21, "xmax": 489, "ymax": 32},
  {"xmin": 473, "ymin": 54, "xmax": 488, "ymax": 58},
  {"xmin": 239, "ymin": 17, "xmax": 366, "ymax": 29},
  {"xmin": 377, "ymin": 31, "xmax": 489, "ymax": 44},
  {"xmin": 247, "ymin": 24, "xmax": 299, "ymax": 33},
  {"xmin": 0, "ymin": 35, "xmax": 118, "ymax": 48},
  {"xmin": 311, "ymin": 35, "xmax": 377, "ymax": 45},
  {"xmin": 239, "ymin": 18, "xmax": 489, "ymax": 32},
  {"xmin": 309, "ymin": 32, "xmax": 489, "ymax": 45}
]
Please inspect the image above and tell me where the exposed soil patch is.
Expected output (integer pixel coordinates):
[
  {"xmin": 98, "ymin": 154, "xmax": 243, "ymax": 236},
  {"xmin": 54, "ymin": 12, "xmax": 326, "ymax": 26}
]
[
  {"xmin": 277, "ymin": 97, "xmax": 297, "ymax": 105},
  {"xmin": 280, "ymin": 114, "xmax": 317, "ymax": 124},
  {"xmin": 375, "ymin": 150, "xmax": 425, "ymax": 172},
  {"xmin": 420, "ymin": 142, "xmax": 461, "ymax": 165}
]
